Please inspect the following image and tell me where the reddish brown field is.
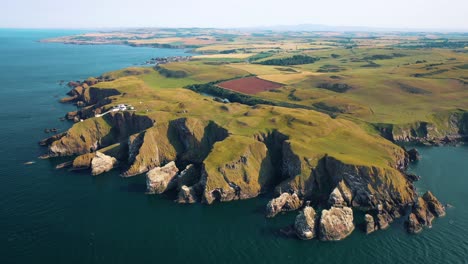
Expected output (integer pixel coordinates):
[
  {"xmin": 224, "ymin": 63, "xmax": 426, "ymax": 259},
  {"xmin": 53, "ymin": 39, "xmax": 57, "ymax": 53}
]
[{"xmin": 217, "ymin": 76, "xmax": 283, "ymax": 94}]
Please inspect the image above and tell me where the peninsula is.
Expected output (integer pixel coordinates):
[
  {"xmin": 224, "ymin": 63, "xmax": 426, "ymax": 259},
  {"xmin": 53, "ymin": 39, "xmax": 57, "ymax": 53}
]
[{"xmin": 41, "ymin": 28, "xmax": 467, "ymax": 241}]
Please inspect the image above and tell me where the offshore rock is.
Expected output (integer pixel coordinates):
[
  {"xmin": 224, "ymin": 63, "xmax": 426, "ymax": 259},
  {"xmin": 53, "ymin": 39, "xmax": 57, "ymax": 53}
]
[
  {"xmin": 319, "ymin": 206, "xmax": 354, "ymax": 241},
  {"xmin": 146, "ymin": 161, "xmax": 179, "ymax": 194},
  {"xmin": 177, "ymin": 185, "xmax": 199, "ymax": 204},
  {"xmin": 406, "ymin": 191, "xmax": 445, "ymax": 234},
  {"xmin": 266, "ymin": 192, "xmax": 302, "ymax": 218},
  {"xmin": 423, "ymin": 191, "xmax": 446, "ymax": 217},
  {"xmin": 407, "ymin": 213, "xmax": 423, "ymax": 234},
  {"xmin": 376, "ymin": 210, "xmax": 393, "ymax": 230},
  {"xmin": 364, "ymin": 214, "xmax": 376, "ymax": 234},
  {"xmin": 91, "ymin": 152, "xmax": 117, "ymax": 175},
  {"xmin": 294, "ymin": 206, "xmax": 317, "ymax": 240},
  {"xmin": 407, "ymin": 148, "xmax": 421, "ymax": 162}
]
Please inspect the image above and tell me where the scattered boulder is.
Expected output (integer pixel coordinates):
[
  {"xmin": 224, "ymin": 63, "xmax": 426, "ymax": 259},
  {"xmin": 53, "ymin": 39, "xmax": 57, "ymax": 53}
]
[
  {"xmin": 266, "ymin": 192, "xmax": 302, "ymax": 218},
  {"xmin": 364, "ymin": 214, "xmax": 376, "ymax": 234},
  {"xmin": 319, "ymin": 206, "xmax": 354, "ymax": 241},
  {"xmin": 146, "ymin": 161, "xmax": 179, "ymax": 194},
  {"xmin": 91, "ymin": 152, "xmax": 117, "ymax": 175},
  {"xmin": 294, "ymin": 206, "xmax": 317, "ymax": 240}
]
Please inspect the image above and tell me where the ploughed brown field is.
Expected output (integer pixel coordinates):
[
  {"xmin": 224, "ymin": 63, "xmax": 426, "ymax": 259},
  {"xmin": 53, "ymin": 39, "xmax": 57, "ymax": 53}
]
[{"xmin": 217, "ymin": 76, "xmax": 283, "ymax": 94}]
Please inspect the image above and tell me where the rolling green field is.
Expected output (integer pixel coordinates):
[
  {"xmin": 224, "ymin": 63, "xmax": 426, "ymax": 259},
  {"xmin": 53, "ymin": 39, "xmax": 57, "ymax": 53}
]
[{"xmin": 50, "ymin": 29, "xmax": 467, "ymax": 207}]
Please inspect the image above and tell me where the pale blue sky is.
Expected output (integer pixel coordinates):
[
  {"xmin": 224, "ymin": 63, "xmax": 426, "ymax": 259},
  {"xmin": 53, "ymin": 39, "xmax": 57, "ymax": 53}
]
[{"xmin": 2, "ymin": 0, "xmax": 468, "ymax": 30}]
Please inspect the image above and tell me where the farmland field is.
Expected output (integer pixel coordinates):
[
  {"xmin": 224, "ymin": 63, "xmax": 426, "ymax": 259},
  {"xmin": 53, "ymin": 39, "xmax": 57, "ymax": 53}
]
[{"xmin": 217, "ymin": 76, "xmax": 284, "ymax": 94}]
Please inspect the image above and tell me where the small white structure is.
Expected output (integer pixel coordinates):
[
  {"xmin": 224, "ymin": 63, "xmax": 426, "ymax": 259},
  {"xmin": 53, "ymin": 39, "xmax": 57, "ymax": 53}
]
[{"xmin": 96, "ymin": 104, "xmax": 134, "ymax": 117}]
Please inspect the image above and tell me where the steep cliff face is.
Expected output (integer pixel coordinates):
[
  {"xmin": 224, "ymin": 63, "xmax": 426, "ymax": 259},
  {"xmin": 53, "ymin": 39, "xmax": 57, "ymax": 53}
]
[
  {"xmin": 123, "ymin": 123, "xmax": 177, "ymax": 177},
  {"xmin": 275, "ymin": 153, "xmax": 415, "ymax": 214},
  {"xmin": 201, "ymin": 135, "xmax": 275, "ymax": 204},
  {"xmin": 376, "ymin": 109, "xmax": 468, "ymax": 144},
  {"xmin": 62, "ymin": 83, "xmax": 120, "ymax": 107},
  {"xmin": 169, "ymin": 118, "xmax": 229, "ymax": 163},
  {"xmin": 46, "ymin": 112, "xmax": 154, "ymax": 157}
]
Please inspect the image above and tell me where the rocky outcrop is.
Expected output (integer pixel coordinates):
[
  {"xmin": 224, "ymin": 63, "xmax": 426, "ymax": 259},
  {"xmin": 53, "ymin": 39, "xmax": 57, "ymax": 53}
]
[
  {"xmin": 407, "ymin": 148, "xmax": 420, "ymax": 162},
  {"xmin": 61, "ymin": 83, "xmax": 120, "ymax": 106},
  {"xmin": 39, "ymin": 132, "xmax": 66, "ymax": 146},
  {"xmin": 405, "ymin": 191, "xmax": 446, "ymax": 234},
  {"xmin": 319, "ymin": 206, "xmax": 354, "ymax": 241},
  {"xmin": 376, "ymin": 110, "xmax": 468, "ymax": 144},
  {"xmin": 146, "ymin": 161, "xmax": 179, "ymax": 194},
  {"xmin": 201, "ymin": 135, "xmax": 276, "ymax": 204},
  {"xmin": 72, "ymin": 153, "xmax": 95, "ymax": 170},
  {"xmin": 177, "ymin": 164, "xmax": 200, "ymax": 189},
  {"xmin": 91, "ymin": 152, "xmax": 117, "ymax": 175},
  {"xmin": 294, "ymin": 206, "xmax": 317, "ymax": 240},
  {"xmin": 407, "ymin": 213, "xmax": 423, "ymax": 234},
  {"xmin": 177, "ymin": 185, "xmax": 200, "ymax": 204},
  {"xmin": 364, "ymin": 214, "xmax": 376, "ymax": 234},
  {"xmin": 123, "ymin": 124, "xmax": 177, "ymax": 177},
  {"xmin": 44, "ymin": 112, "xmax": 154, "ymax": 158},
  {"xmin": 328, "ymin": 187, "xmax": 346, "ymax": 207},
  {"xmin": 266, "ymin": 192, "xmax": 302, "ymax": 218}
]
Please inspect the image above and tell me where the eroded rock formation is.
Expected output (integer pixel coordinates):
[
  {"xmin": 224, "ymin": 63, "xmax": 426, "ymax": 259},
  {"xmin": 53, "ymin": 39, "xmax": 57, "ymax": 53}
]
[
  {"xmin": 294, "ymin": 206, "xmax": 317, "ymax": 240},
  {"xmin": 266, "ymin": 192, "xmax": 302, "ymax": 218},
  {"xmin": 319, "ymin": 206, "xmax": 354, "ymax": 241},
  {"xmin": 146, "ymin": 161, "xmax": 179, "ymax": 194}
]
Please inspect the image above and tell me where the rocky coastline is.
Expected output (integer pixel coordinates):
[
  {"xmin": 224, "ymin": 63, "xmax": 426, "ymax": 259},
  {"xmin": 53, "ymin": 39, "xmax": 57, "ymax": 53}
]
[{"xmin": 39, "ymin": 76, "xmax": 455, "ymax": 242}]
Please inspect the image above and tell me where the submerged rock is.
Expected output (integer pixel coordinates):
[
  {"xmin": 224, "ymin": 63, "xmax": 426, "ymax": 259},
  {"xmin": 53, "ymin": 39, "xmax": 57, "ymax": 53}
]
[
  {"xmin": 294, "ymin": 206, "xmax": 317, "ymax": 240},
  {"xmin": 319, "ymin": 206, "xmax": 354, "ymax": 241},
  {"xmin": 146, "ymin": 161, "xmax": 179, "ymax": 194},
  {"xmin": 266, "ymin": 192, "xmax": 302, "ymax": 218},
  {"xmin": 364, "ymin": 214, "xmax": 376, "ymax": 234},
  {"xmin": 91, "ymin": 152, "xmax": 117, "ymax": 175}
]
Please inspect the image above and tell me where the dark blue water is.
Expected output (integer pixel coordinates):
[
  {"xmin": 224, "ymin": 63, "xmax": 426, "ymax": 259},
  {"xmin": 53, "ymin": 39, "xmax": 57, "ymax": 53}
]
[{"xmin": 0, "ymin": 29, "xmax": 467, "ymax": 264}]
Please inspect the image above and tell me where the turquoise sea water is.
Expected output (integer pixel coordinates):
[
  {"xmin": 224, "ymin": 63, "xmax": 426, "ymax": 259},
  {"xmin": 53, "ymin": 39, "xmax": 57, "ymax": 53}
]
[{"xmin": 0, "ymin": 29, "xmax": 467, "ymax": 263}]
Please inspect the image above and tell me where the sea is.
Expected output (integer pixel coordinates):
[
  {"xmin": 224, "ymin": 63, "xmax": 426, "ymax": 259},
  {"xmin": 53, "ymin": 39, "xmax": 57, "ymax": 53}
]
[{"xmin": 0, "ymin": 29, "xmax": 466, "ymax": 264}]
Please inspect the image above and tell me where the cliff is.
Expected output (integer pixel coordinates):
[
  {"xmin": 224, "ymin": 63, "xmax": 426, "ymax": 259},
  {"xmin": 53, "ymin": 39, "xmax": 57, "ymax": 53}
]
[
  {"xmin": 40, "ymin": 69, "xmax": 446, "ymax": 240},
  {"xmin": 375, "ymin": 109, "xmax": 468, "ymax": 144}
]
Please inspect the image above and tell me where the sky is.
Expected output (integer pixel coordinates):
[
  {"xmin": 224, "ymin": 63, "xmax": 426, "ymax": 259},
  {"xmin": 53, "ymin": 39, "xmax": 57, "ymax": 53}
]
[{"xmin": 2, "ymin": 0, "xmax": 468, "ymax": 30}]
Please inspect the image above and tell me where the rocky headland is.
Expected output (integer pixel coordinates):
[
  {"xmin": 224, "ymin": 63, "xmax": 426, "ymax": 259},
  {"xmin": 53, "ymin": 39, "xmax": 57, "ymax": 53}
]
[{"xmin": 39, "ymin": 69, "xmax": 455, "ymax": 242}]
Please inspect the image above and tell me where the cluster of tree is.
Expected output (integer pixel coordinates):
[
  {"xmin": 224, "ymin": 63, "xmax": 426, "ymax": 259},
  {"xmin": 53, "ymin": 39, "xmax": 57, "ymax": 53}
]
[
  {"xmin": 248, "ymin": 52, "xmax": 275, "ymax": 62},
  {"xmin": 363, "ymin": 53, "xmax": 406, "ymax": 60},
  {"xmin": 255, "ymin": 55, "xmax": 319, "ymax": 66},
  {"xmin": 317, "ymin": 82, "xmax": 352, "ymax": 93},
  {"xmin": 154, "ymin": 66, "xmax": 188, "ymax": 78}
]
